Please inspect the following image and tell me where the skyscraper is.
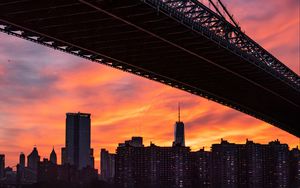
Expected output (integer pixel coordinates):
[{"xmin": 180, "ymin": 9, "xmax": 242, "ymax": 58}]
[
  {"xmin": 17, "ymin": 153, "xmax": 26, "ymax": 184},
  {"xmin": 0, "ymin": 154, "xmax": 5, "ymax": 178},
  {"xmin": 63, "ymin": 112, "xmax": 93, "ymax": 169},
  {"xmin": 173, "ymin": 103, "xmax": 185, "ymax": 147},
  {"xmin": 50, "ymin": 148, "xmax": 57, "ymax": 164},
  {"xmin": 27, "ymin": 147, "xmax": 40, "ymax": 171},
  {"xmin": 19, "ymin": 153, "xmax": 25, "ymax": 167}
]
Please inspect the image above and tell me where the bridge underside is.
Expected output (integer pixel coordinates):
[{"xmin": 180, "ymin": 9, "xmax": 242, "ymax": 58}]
[{"xmin": 0, "ymin": 0, "xmax": 299, "ymax": 136}]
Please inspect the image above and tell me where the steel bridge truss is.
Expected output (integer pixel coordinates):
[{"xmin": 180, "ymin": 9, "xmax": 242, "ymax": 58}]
[
  {"xmin": 0, "ymin": 17, "xmax": 285, "ymax": 130},
  {"xmin": 144, "ymin": 0, "xmax": 299, "ymax": 90}
]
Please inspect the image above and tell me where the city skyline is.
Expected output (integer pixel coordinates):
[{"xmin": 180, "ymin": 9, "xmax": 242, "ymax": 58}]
[
  {"xmin": 0, "ymin": 111, "xmax": 298, "ymax": 171},
  {"xmin": 2, "ymin": 114, "xmax": 299, "ymax": 187},
  {"xmin": 0, "ymin": 0, "xmax": 299, "ymax": 172}
]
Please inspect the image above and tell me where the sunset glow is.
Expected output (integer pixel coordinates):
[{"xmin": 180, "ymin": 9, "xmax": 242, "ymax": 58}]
[{"xmin": 0, "ymin": 0, "xmax": 299, "ymax": 171}]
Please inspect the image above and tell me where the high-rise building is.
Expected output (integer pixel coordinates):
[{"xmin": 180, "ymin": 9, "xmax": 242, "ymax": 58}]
[
  {"xmin": 17, "ymin": 153, "xmax": 26, "ymax": 184},
  {"xmin": 100, "ymin": 149, "xmax": 115, "ymax": 182},
  {"xmin": 173, "ymin": 104, "xmax": 185, "ymax": 147},
  {"xmin": 50, "ymin": 148, "xmax": 57, "ymax": 164},
  {"xmin": 63, "ymin": 112, "xmax": 93, "ymax": 169},
  {"xmin": 26, "ymin": 147, "xmax": 40, "ymax": 183},
  {"xmin": 263, "ymin": 140, "xmax": 289, "ymax": 188},
  {"xmin": 0, "ymin": 154, "xmax": 5, "ymax": 178},
  {"xmin": 290, "ymin": 147, "xmax": 300, "ymax": 187},
  {"xmin": 19, "ymin": 153, "xmax": 25, "ymax": 167},
  {"xmin": 27, "ymin": 147, "xmax": 40, "ymax": 171},
  {"xmin": 191, "ymin": 148, "xmax": 212, "ymax": 188},
  {"xmin": 209, "ymin": 139, "xmax": 291, "ymax": 188},
  {"xmin": 115, "ymin": 137, "xmax": 192, "ymax": 188},
  {"xmin": 238, "ymin": 140, "xmax": 264, "ymax": 188},
  {"xmin": 211, "ymin": 139, "xmax": 239, "ymax": 188},
  {"xmin": 17, "ymin": 152, "xmax": 26, "ymax": 185},
  {"xmin": 170, "ymin": 145, "xmax": 192, "ymax": 188},
  {"xmin": 115, "ymin": 137, "xmax": 147, "ymax": 188}
]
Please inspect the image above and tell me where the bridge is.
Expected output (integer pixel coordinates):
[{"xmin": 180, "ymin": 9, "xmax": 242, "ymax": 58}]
[{"xmin": 0, "ymin": 0, "xmax": 299, "ymax": 137}]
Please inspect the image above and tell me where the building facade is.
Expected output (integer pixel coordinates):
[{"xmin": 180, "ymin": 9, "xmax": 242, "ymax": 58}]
[
  {"xmin": 238, "ymin": 140, "xmax": 264, "ymax": 187},
  {"xmin": 212, "ymin": 139, "xmax": 239, "ymax": 188},
  {"xmin": 115, "ymin": 137, "xmax": 192, "ymax": 188},
  {"xmin": 191, "ymin": 148, "xmax": 212, "ymax": 188},
  {"xmin": 263, "ymin": 140, "xmax": 289, "ymax": 188},
  {"xmin": 63, "ymin": 112, "xmax": 93, "ymax": 169},
  {"xmin": 100, "ymin": 149, "xmax": 115, "ymax": 182}
]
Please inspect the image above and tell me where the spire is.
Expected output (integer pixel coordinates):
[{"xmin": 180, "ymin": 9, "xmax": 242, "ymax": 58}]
[
  {"xmin": 51, "ymin": 147, "xmax": 56, "ymax": 155},
  {"xmin": 178, "ymin": 102, "xmax": 180, "ymax": 122}
]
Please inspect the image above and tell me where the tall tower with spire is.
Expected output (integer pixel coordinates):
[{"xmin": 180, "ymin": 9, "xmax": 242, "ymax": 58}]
[
  {"xmin": 50, "ymin": 147, "xmax": 57, "ymax": 164},
  {"xmin": 173, "ymin": 103, "xmax": 185, "ymax": 147}
]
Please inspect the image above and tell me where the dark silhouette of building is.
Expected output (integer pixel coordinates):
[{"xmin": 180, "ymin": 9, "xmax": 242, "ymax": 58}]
[
  {"xmin": 210, "ymin": 139, "xmax": 291, "ymax": 188},
  {"xmin": 115, "ymin": 137, "xmax": 146, "ymax": 188},
  {"xmin": 211, "ymin": 139, "xmax": 239, "ymax": 188},
  {"xmin": 27, "ymin": 147, "xmax": 40, "ymax": 172},
  {"xmin": 172, "ymin": 104, "xmax": 185, "ymax": 147},
  {"xmin": 121, "ymin": 136, "xmax": 144, "ymax": 147},
  {"xmin": 63, "ymin": 112, "xmax": 94, "ymax": 169},
  {"xmin": 56, "ymin": 164, "xmax": 79, "ymax": 183},
  {"xmin": 290, "ymin": 147, "xmax": 300, "ymax": 187},
  {"xmin": 115, "ymin": 137, "xmax": 192, "ymax": 188},
  {"xmin": 191, "ymin": 148, "xmax": 212, "ymax": 188},
  {"xmin": 0, "ymin": 154, "xmax": 4, "ymax": 179},
  {"xmin": 19, "ymin": 152, "xmax": 25, "ymax": 167},
  {"xmin": 263, "ymin": 140, "xmax": 289, "ymax": 188},
  {"xmin": 156, "ymin": 145, "xmax": 191, "ymax": 188},
  {"xmin": 100, "ymin": 149, "xmax": 115, "ymax": 182},
  {"xmin": 37, "ymin": 159, "xmax": 98, "ymax": 185},
  {"xmin": 38, "ymin": 158, "xmax": 58, "ymax": 183},
  {"xmin": 17, "ymin": 152, "xmax": 26, "ymax": 184},
  {"xmin": 3, "ymin": 166, "xmax": 16, "ymax": 185},
  {"xmin": 238, "ymin": 140, "xmax": 264, "ymax": 188},
  {"xmin": 26, "ymin": 147, "xmax": 40, "ymax": 183},
  {"xmin": 50, "ymin": 148, "xmax": 57, "ymax": 165}
]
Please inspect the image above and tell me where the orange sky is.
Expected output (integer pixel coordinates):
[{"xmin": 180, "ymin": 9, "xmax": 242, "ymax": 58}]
[{"xmin": 0, "ymin": 0, "xmax": 299, "ymax": 171}]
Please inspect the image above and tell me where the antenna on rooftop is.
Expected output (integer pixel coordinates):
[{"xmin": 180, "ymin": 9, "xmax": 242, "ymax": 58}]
[{"xmin": 178, "ymin": 102, "xmax": 181, "ymax": 122}]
